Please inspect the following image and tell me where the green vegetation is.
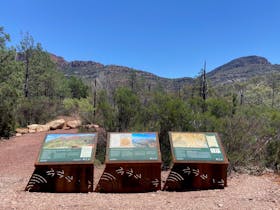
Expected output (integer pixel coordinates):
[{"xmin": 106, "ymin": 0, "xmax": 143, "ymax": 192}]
[
  {"xmin": 0, "ymin": 26, "xmax": 279, "ymax": 173},
  {"xmin": 0, "ymin": 27, "xmax": 89, "ymax": 136},
  {"xmin": 93, "ymin": 70, "xmax": 280, "ymax": 172}
]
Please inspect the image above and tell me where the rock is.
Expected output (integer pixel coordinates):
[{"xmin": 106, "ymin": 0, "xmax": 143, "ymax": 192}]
[
  {"xmin": 36, "ymin": 125, "xmax": 50, "ymax": 132},
  {"xmin": 15, "ymin": 133, "xmax": 22, "ymax": 137},
  {"xmin": 27, "ymin": 124, "xmax": 39, "ymax": 130},
  {"xmin": 217, "ymin": 203, "xmax": 223, "ymax": 207},
  {"xmin": 15, "ymin": 128, "xmax": 29, "ymax": 134},
  {"xmin": 66, "ymin": 120, "xmax": 82, "ymax": 129},
  {"xmin": 84, "ymin": 124, "xmax": 100, "ymax": 130},
  {"xmin": 27, "ymin": 124, "xmax": 50, "ymax": 132},
  {"xmin": 85, "ymin": 124, "xmax": 92, "ymax": 129},
  {"xmin": 264, "ymin": 168, "xmax": 274, "ymax": 174},
  {"xmin": 46, "ymin": 119, "xmax": 66, "ymax": 130}
]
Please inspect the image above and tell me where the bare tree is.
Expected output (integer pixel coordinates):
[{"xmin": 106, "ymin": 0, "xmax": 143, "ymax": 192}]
[
  {"xmin": 19, "ymin": 32, "xmax": 34, "ymax": 98},
  {"xmin": 200, "ymin": 61, "xmax": 208, "ymax": 101}
]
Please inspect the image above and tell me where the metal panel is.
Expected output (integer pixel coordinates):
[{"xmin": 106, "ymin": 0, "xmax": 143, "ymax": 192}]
[
  {"xmin": 95, "ymin": 163, "xmax": 161, "ymax": 193},
  {"xmin": 25, "ymin": 164, "xmax": 94, "ymax": 193},
  {"xmin": 163, "ymin": 132, "xmax": 228, "ymax": 191},
  {"xmin": 25, "ymin": 133, "xmax": 97, "ymax": 193},
  {"xmin": 96, "ymin": 132, "xmax": 162, "ymax": 193}
]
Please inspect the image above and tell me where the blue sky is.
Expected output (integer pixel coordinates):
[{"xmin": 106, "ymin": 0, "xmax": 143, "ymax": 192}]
[
  {"xmin": 132, "ymin": 133, "xmax": 156, "ymax": 141},
  {"xmin": 1, "ymin": 0, "xmax": 280, "ymax": 78}
]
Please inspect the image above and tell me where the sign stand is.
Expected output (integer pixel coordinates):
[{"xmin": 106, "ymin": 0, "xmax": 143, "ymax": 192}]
[
  {"xmin": 163, "ymin": 132, "xmax": 228, "ymax": 191},
  {"xmin": 25, "ymin": 133, "xmax": 97, "ymax": 193},
  {"xmin": 96, "ymin": 132, "xmax": 162, "ymax": 193}
]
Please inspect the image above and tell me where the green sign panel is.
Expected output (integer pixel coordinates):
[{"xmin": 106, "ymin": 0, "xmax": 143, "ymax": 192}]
[
  {"xmin": 38, "ymin": 133, "xmax": 96, "ymax": 163},
  {"xmin": 171, "ymin": 132, "xmax": 224, "ymax": 161},
  {"xmin": 108, "ymin": 133, "xmax": 158, "ymax": 161}
]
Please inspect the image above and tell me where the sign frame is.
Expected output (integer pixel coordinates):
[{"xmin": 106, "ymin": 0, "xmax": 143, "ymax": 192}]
[
  {"xmin": 105, "ymin": 132, "xmax": 162, "ymax": 164},
  {"xmin": 26, "ymin": 133, "xmax": 97, "ymax": 193},
  {"xmin": 163, "ymin": 132, "xmax": 229, "ymax": 191},
  {"xmin": 169, "ymin": 132, "xmax": 229, "ymax": 164},
  {"xmin": 35, "ymin": 133, "xmax": 97, "ymax": 166}
]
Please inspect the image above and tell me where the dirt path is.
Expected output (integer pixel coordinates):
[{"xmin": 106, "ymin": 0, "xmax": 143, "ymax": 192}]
[{"xmin": 0, "ymin": 131, "xmax": 279, "ymax": 210}]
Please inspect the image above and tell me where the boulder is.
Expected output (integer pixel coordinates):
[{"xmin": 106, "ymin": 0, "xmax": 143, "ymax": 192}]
[
  {"xmin": 36, "ymin": 124, "xmax": 50, "ymax": 132},
  {"xmin": 46, "ymin": 119, "xmax": 66, "ymax": 130},
  {"xmin": 27, "ymin": 124, "xmax": 50, "ymax": 132},
  {"xmin": 27, "ymin": 124, "xmax": 39, "ymax": 130},
  {"xmin": 16, "ymin": 133, "xmax": 22, "ymax": 137},
  {"xmin": 29, "ymin": 129, "xmax": 36, "ymax": 133},
  {"xmin": 66, "ymin": 120, "xmax": 82, "ymax": 129},
  {"xmin": 16, "ymin": 128, "xmax": 29, "ymax": 134},
  {"xmin": 85, "ymin": 124, "xmax": 99, "ymax": 129}
]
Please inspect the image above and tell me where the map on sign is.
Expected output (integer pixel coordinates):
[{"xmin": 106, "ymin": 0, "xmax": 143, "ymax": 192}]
[
  {"xmin": 171, "ymin": 133, "xmax": 224, "ymax": 161},
  {"xmin": 38, "ymin": 133, "xmax": 96, "ymax": 163},
  {"xmin": 108, "ymin": 133, "xmax": 158, "ymax": 161}
]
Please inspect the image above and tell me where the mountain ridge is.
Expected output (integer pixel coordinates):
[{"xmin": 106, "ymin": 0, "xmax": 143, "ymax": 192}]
[{"xmin": 50, "ymin": 54, "xmax": 280, "ymax": 92}]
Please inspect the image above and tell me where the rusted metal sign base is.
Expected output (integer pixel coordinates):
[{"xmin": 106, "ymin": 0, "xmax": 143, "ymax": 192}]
[
  {"xmin": 96, "ymin": 163, "xmax": 161, "ymax": 193},
  {"xmin": 163, "ymin": 162, "xmax": 228, "ymax": 191},
  {"xmin": 25, "ymin": 164, "xmax": 94, "ymax": 193}
]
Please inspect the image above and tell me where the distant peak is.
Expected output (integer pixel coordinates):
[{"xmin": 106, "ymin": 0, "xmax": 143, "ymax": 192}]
[
  {"xmin": 211, "ymin": 55, "xmax": 271, "ymax": 73},
  {"xmin": 223, "ymin": 56, "xmax": 270, "ymax": 68},
  {"xmin": 229, "ymin": 56, "xmax": 270, "ymax": 66}
]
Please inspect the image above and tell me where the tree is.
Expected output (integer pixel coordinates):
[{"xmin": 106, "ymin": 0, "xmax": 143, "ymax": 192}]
[
  {"xmin": 67, "ymin": 76, "xmax": 89, "ymax": 99},
  {"xmin": 114, "ymin": 87, "xmax": 140, "ymax": 131},
  {"xmin": 0, "ymin": 26, "xmax": 10, "ymax": 49},
  {"xmin": 200, "ymin": 62, "xmax": 208, "ymax": 102},
  {"xmin": 16, "ymin": 33, "xmax": 72, "ymax": 125},
  {"xmin": 18, "ymin": 32, "xmax": 35, "ymax": 98},
  {"xmin": 269, "ymin": 73, "xmax": 280, "ymax": 108},
  {"xmin": 96, "ymin": 90, "xmax": 116, "ymax": 131},
  {"xmin": 0, "ymin": 27, "xmax": 23, "ymax": 137}
]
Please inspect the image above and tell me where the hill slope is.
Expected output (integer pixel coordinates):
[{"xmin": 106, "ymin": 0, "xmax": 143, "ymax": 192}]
[
  {"xmin": 51, "ymin": 54, "xmax": 280, "ymax": 92},
  {"xmin": 207, "ymin": 56, "xmax": 280, "ymax": 85}
]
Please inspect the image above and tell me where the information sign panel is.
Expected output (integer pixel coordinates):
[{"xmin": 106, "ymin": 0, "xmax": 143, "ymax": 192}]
[
  {"xmin": 171, "ymin": 132, "xmax": 224, "ymax": 161},
  {"xmin": 163, "ymin": 132, "xmax": 228, "ymax": 191},
  {"xmin": 38, "ymin": 133, "xmax": 96, "ymax": 163},
  {"xmin": 108, "ymin": 133, "xmax": 158, "ymax": 161}
]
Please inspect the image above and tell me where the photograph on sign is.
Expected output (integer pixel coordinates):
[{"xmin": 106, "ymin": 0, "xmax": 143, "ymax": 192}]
[
  {"xmin": 171, "ymin": 132, "xmax": 224, "ymax": 161},
  {"xmin": 38, "ymin": 133, "xmax": 96, "ymax": 163},
  {"xmin": 109, "ymin": 133, "xmax": 158, "ymax": 161}
]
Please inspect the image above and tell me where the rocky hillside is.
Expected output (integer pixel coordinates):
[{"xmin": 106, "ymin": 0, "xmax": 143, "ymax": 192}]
[
  {"xmin": 207, "ymin": 56, "xmax": 280, "ymax": 85},
  {"xmin": 51, "ymin": 54, "xmax": 280, "ymax": 92},
  {"xmin": 51, "ymin": 54, "xmax": 192, "ymax": 94}
]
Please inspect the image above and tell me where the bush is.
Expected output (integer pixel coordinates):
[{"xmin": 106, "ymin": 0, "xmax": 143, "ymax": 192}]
[
  {"xmin": 63, "ymin": 97, "xmax": 95, "ymax": 124},
  {"xmin": 17, "ymin": 97, "xmax": 61, "ymax": 126}
]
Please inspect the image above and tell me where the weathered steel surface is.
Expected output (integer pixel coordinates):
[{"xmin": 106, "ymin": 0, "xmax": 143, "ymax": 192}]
[
  {"xmin": 96, "ymin": 132, "xmax": 162, "ymax": 193},
  {"xmin": 25, "ymin": 164, "xmax": 94, "ymax": 193},
  {"xmin": 163, "ymin": 162, "xmax": 228, "ymax": 191},
  {"xmin": 25, "ymin": 133, "xmax": 97, "ymax": 193},
  {"xmin": 96, "ymin": 162, "xmax": 161, "ymax": 193},
  {"xmin": 163, "ymin": 132, "xmax": 229, "ymax": 191}
]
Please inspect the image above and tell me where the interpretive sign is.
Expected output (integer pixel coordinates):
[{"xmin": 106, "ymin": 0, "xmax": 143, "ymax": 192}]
[
  {"xmin": 163, "ymin": 132, "xmax": 228, "ymax": 191},
  {"xmin": 96, "ymin": 132, "xmax": 161, "ymax": 193},
  {"xmin": 108, "ymin": 133, "xmax": 158, "ymax": 161},
  {"xmin": 25, "ymin": 133, "xmax": 97, "ymax": 193},
  {"xmin": 38, "ymin": 133, "xmax": 96, "ymax": 163},
  {"xmin": 172, "ymin": 133, "xmax": 224, "ymax": 161}
]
